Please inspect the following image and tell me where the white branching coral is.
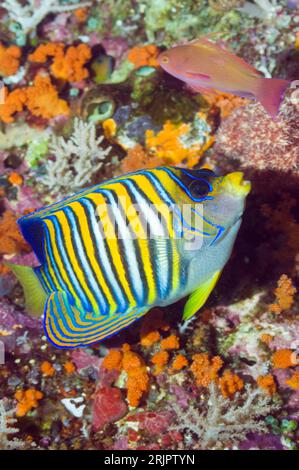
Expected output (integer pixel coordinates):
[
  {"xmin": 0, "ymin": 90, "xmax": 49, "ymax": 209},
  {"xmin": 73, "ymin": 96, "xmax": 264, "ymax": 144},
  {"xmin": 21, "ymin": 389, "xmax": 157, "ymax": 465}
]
[
  {"xmin": 170, "ymin": 383, "xmax": 280, "ymax": 449},
  {"xmin": 39, "ymin": 118, "xmax": 112, "ymax": 196},
  {"xmin": 0, "ymin": 399, "xmax": 22, "ymax": 450},
  {"xmin": 2, "ymin": 0, "xmax": 92, "ymax": 35}
]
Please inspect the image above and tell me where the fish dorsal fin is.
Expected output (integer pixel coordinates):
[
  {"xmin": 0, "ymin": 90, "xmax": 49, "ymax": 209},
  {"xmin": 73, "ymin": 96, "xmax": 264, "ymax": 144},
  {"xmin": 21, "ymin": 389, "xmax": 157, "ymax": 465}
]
[
  {"xmin": 183, "ymin": 270, "xmax": 221, "ymax": 320},
  {"xmin": 6, "ymin": 263, "xmax": 47, "ymax": 317},
  {"xmin": 44, "ymin": 290, "xmax": 148, "ymax": 348},
  {"xmin": 190, "ymin": 37, "xmax": 263, "ymax": 77},
  {"xmin": 18, "ymin": 215, "xmax": 46, "ymax": 263}
]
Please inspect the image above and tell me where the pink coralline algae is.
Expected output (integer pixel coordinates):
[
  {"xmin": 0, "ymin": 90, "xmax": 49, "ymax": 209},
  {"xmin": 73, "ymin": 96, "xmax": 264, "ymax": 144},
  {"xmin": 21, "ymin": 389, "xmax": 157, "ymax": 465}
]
[
  {"xmin": 128, "ymin": 411, "xmax": 173, "ymax": 436},
  {"xmin": 214, "ymin": 90, "xmax": 299, "ymax": 174},
  {"xmin": 71, "ymin": 349, "xmax": 102, "ymax": 374},
  {"xmin": 92, "ymin": 386, "xmax": 128, "ymax": 431}
]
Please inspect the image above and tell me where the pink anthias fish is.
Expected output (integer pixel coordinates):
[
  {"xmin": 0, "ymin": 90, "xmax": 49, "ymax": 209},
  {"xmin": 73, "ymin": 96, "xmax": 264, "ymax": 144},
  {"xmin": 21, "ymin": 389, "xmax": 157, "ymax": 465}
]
[{"xmin": 158, "ymin": 37, "xmax": 290, "ymax": 118}]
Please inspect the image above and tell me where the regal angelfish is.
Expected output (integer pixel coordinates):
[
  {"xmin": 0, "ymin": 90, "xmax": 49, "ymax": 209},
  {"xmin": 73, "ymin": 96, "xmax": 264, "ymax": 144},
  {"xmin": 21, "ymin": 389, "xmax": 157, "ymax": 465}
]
[{"xmin": 9, "ymin": 167, "xmax": 251, "ymax": 348}]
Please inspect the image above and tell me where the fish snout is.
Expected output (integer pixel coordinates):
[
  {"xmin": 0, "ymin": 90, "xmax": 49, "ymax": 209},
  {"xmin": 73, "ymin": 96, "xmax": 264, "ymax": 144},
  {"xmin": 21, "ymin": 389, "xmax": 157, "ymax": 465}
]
[{"xmin": 223, "ymin": 172, "xmax": 251, "ymax": 197}]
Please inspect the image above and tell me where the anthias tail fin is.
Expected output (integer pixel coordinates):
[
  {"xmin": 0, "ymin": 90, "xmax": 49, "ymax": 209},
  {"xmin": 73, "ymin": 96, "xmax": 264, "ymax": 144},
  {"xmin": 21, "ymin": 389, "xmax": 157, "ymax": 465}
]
[
  {"xmin": 6, "ymin": 263, "xmax": 47, "ymax": 317},
  {"xmin": 183, "ymin": 270, "xmax": 221, "ymax": 321},
  {"xmin": 255, "ymin": 78, "xmax": 290, "ymax": 118},
  {"xmin": 44, "ymin": 290, "xmax": 148, "ymax": 348}
]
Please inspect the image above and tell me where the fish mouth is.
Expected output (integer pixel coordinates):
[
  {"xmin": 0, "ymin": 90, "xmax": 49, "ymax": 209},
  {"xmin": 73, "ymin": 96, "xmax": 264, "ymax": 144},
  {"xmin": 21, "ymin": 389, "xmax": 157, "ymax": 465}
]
[{"xmin": 223, "ymin": 172, "xmax": 251, "ymax": 197}]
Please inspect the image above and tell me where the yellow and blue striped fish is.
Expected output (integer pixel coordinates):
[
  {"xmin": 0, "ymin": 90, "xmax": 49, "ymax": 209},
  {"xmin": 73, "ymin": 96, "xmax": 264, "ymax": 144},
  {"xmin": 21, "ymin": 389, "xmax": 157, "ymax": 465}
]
[{"xmin": 9, "ymin": 166, "xmax": 250, "ymax": 349}]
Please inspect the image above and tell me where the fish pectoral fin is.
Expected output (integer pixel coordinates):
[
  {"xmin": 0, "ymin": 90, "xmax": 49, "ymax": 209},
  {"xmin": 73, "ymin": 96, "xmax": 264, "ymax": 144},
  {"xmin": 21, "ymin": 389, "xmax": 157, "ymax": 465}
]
[
  {"xmin": 6, "ymin": 262, "xmax": 47, "ymax": 317},
  {"xmin": 185, "ymin": 71, "xmax": 211, "ymax": 81},
  {"xmin": 44, "ymin": 290, "xmax": 148, "ymax": 349},
  {"xmin": 183, "ymin": 270, "xmax": 222, "ymax": 321}
]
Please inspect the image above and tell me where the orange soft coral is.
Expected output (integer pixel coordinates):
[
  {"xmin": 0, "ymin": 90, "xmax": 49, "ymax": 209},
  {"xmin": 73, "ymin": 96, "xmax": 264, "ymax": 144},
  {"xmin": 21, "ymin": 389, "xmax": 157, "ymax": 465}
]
[
  {"xmin": 64, "ymin": 361, "xmax": 76, "ymax": 374},
  {"xmin": 28, "ymin": 43, "xmax": 64, "ymax": 63},
  {"xmin": 272, "ymin": 349, "xmax": 295, "ymax": 369},
  {"xmin": 0, "ymin": 87, "xmax": 27, "ymax": 123},
  {"xmin": 102, "ymin": 345, "xmax": 149, "ymax": 407},
  {"xmin": 102, "ymin": 349, "xmax": 123, "ymax": 371},
  {"xmin": 74, "ymin": 7, "xmax": 89, "ymax": 23},
  {"xmin": 170, "ymin": 354, "xmax": 188, "ymax": 372},
  {"xmin": 0, "ymin": 42, "xmax": 21, "ymax": 77},
  {"xmin": 257, "ymin": 374, "xmax": 277, "ymax": 395},
  {"xmin": 260, "ymin": 333, "xmax": 274, "ymax": 345},
  {"xmin": 51, "ymin": 44, "xmax": 92, "ymax": 82},
  {"xmin": 140, "ymin": 309, "xmax": 170, "ymax": 348},
  {"xmin": 14, "ymin": 389, "xmax": 43, "ymax": 417},
  {"xmin": 203, "ymin": 91, "xmax": 249, "ymax": 119},
  {"xmin": 0, "ymin": 211, "xmax": 29, "ymax": 256},
  {"xmin": 160, "ymin": 334, "xmax": 180, "ymax": 351},
  {"xmin": 127, "ymin": 45, "xmax": 159, "ymax": 69},
  {"xmin": 122, "ymin": 345, "xmax": 149, "ymax": 407},
  {"xmin": 102, "ymin": 118, "xmax": 117, "ymax": 140},
  {"xmin": 269, "ymin": 274, "xmax": 297, "ymax": 314},
  {"xmin": 286, "ymin": 372, "xmax": 299, "ymax": 390},
  {"xmin": 26, "ymin": 75, "xmax": 70, "ymax": 119},
  {"xmin": 0, "ymin": 75, "xmax": 69, "ymax": 122},
  {"xmin": 8, "ymin": 172, "xmax": 23, "ymax": 186},
  {"xmin": 151, "ymin": 350, "xmax": 169, "ymax": 375},
  {"xmin": 120, "ymin": 144, "xmax": 163, "ymax": 174},
  {"xmin": 218, "ymin": 370, "xmax": 244, "ymax": 398},
  {"xmin": 145, "ymin": 120, "xmax": 213, "ymax": 168},
  {"xmin": 190, "ymin": 353, "xmax": 223, "ymax": 387},
  {"xmin": 29, "ymin": 43, "xmax": 91, "ymax": 82},
  {"xmin": 40, "ymin": 361, "xmax": 55, "ymax": 377}
]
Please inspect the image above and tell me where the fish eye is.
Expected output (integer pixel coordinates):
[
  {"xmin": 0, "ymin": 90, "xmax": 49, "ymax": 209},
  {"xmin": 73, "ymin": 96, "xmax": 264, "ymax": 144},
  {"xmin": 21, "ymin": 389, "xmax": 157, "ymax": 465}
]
[
  {"xmin": 189, "ymin": 179, "xmax": 211, "ymax": 198},
  {"xmin": 161, "ymin": 55, "xmax": 169, "ymax": 64}
]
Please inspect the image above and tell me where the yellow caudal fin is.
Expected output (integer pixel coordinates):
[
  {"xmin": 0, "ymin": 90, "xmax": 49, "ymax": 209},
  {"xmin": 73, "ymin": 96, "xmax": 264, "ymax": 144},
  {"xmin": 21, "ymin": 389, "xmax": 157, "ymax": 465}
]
[
  {"xmin": 6, "ymin": 263, "xmax": 47, "ymax": 317},
  {"xmin": 183, "ymin": 270, "xmax": 221, "ymax": 321}
]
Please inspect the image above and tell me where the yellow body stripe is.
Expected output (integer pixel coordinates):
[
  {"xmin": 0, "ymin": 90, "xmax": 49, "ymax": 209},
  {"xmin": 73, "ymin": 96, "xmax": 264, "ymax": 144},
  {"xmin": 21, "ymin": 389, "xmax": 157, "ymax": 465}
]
[
  {"xmin": 43, "ymin": 222, "xmax": 64, "ymax": 291},
  {"xmin": 86, "ymin": 192, "xmax": 136, "ymax": 307},
  {"xmin": 53, "ymin": 211, "xmax": 96, "ymax": 310},
  {"xmin": 44, "ymin": 218, "xmax": 80, "ymax": 301},
  {"xmin": 114, "ymin": 182, "xmax": 156, "ymax": 305},
  {"xmin": 131, "ymin": 173, "xmax": 176, "ymax": 238},
  {"xmin": 70, "ymin": 201, "xmax": 117, "ymax": 314}
]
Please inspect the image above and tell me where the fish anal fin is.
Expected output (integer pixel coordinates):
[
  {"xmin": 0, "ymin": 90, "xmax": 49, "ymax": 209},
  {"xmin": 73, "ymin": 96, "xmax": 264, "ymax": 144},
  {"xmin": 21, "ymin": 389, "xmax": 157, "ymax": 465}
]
[
  {"xmin": 44, "ymin": 291, "xmax": 148, "ymax": 349},
  {"xmin": 6, "ymin": 263, "xmax": 47, "ymax": 317},
  {"xmin": 183, "ymin": 270, "xmax": 221, "ymax": 321}
]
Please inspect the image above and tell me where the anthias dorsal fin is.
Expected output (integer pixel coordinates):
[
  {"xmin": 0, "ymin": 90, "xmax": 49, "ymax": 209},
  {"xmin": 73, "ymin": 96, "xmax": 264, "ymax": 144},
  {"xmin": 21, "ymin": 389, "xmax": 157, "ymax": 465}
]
[{"xmin": 190, "ymin": 37, "xmax": 263, "ymax": 77}]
